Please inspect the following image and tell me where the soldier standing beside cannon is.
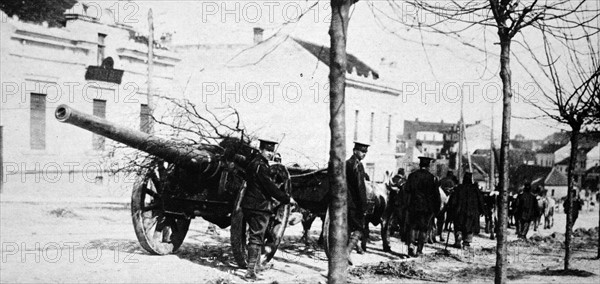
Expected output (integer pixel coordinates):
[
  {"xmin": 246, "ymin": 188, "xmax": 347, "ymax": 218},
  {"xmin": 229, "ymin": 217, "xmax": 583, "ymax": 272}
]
[
  {"xmin": 242, "ymin": 138, "xmax": 297, "ymax": 280},
  {"xmin": 345, "ymin": 142, "xmax": 370, "ymax": 264},
  {"xmin": 405, "ymin": 156, "xmax": 441, "ymax": 257}
]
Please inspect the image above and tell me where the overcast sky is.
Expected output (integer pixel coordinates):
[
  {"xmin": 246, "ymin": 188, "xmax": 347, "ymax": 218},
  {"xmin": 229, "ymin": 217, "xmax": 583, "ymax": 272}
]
[{"xmin": 87, "ymin": 0, "xmax": 599, "ymax": 140}]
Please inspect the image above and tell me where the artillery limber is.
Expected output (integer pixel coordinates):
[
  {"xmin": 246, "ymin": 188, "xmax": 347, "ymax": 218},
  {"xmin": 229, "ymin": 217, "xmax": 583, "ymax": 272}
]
[{"xmin": 54, "ymin": 104, "xmax": 292, "ymax": 267}]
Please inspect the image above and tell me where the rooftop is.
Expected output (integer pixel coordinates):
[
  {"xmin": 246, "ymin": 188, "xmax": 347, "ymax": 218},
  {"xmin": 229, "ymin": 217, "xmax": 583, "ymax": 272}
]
[{"xmin": 292, "ymin": 38, "xmax": 379, "ymax": 79}]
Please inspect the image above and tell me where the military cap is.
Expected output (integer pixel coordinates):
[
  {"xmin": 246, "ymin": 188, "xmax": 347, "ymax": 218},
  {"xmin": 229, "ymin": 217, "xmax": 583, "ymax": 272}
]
[
  {"xmin": 418, "ymin": 156, "xmax": 435, "ymax": 167},
  {"xmin": 258, "ymin": 138, "xmax": 278, "ymax": 152},
  {"xmin": 353, "ymin": 141, "xmax": 370, "ymax": 152}
]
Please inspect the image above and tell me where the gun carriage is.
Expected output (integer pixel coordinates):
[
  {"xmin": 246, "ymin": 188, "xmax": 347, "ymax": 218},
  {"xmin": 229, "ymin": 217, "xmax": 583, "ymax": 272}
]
[{"xmin": 54, "ymin": 104, "xmax": 292, "ymax": 267}]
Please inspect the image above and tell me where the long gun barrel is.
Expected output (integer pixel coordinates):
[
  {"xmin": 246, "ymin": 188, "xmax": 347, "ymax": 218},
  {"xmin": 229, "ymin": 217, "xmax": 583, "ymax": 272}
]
[{"xmin": 55, "ymin": 104, "xmax": 221, "ymax": 175}]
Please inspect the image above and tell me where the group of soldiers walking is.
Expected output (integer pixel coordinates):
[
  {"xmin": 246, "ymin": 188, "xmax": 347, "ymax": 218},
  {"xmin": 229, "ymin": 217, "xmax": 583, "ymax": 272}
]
[{"xmin": 345, "ymin": 142, "xmax": 486, "ymax": 259}]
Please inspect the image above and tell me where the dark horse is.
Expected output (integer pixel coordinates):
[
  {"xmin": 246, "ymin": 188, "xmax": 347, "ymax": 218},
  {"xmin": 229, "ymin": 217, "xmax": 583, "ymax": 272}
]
[{"xmin": 288, "ymin": 168, "xmax": 395, "ymax": 253}]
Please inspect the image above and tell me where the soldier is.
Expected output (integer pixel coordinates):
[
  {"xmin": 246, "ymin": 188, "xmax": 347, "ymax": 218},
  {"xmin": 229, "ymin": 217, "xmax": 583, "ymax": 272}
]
[
  {"xmin": 345, "ymin": 141, "xmax": 370, "ymax": 264},
  {"xmin": 448, "ymin": 172, "xmax": 484, "ymax": 249},
  {"xmin": 391, "ymin": 168, "xmax": 407, "ymax": 189},
  {"xmin": 563, "ymin": 191, "xmax": 584, "ymax": 226},
  {"xmin": 515, "ymin": 182, "xmax": 539, "ymax": 239},
  {"xmin": 242, "ymin": 138, "xmax": 297, "ymax": 280},
  {"xmin": 405, "ymin": 156, "xmax": 441, "ymax": 257}
]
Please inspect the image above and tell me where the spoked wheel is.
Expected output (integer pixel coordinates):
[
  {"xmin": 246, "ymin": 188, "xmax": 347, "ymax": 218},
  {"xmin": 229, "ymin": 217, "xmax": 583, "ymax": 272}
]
[
  {"xmin": 230, "ymin": 164, "xmax": 292, "ymax": 268},
  {"xmin": 131, "ymin": 161, "xmax": 190, "ymax": 255}
]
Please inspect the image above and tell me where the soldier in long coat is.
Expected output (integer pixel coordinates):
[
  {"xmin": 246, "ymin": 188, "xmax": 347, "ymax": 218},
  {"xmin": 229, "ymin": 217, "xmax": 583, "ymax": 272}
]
[
  {"xmin": 448, "ymin": 172, "xmax": 484, "ymax": 248},
  {"xmin": 345, "ymin": 142, "xmax": 370, "ymax": 264},
  {"xmin": 405, "ymin": 156, "xmax": 441, "ymax": 257},
  {"xmin": 515, "ymin": 182, "xmax": 539, "ymax": 239},
  {"xmin": 242, "ymin": 139, "xmax": 296, "ymax": 280}
]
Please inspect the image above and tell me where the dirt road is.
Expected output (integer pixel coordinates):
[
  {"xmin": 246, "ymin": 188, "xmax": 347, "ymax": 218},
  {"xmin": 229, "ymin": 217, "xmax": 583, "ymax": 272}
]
[{"xmin": 1, "ymin": 200, "xmax": 598, "ymax": 283}]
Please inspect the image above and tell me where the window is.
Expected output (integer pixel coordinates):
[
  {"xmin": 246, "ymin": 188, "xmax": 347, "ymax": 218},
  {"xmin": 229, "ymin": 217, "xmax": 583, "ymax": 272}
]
[
  {"xmin": 97, "ymin": 33, "xmax": 106, "ymax": 65},
  {"xmin": 366, "ymin": 163, "xmax": 375, "ymax": 182},
  {"xmin": 92, "ymin": 99, "xmax": 106, "ymax": 150},
  {"xmin": 369, "ymin": 112, "xmax": 374, "ymax": 142},
  {"xmin": 353, "ymin": 110, "xmax": 359, "ymax": 141},
  {"xmin": 140, "ymin": 104, "xmax": 151, "ymax": 133},
  {"xmin": 30, "ymin": 93, "xmax": 46, "ymax": 150},
  {"xmin": 387, "ymin": 114, "xmax": 392, "ymax": 143}
]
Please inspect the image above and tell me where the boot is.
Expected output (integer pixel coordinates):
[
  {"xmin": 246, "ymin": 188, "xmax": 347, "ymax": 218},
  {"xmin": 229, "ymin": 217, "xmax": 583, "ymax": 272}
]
[
  {"xmin": 408, "ymin": 246, "xmax": 416, "ymax": 257},
  {"xmin": 244, "ymin": 245, "xmax": 260, "ymax": 280},
  {"xmin": 453, "ymin": 231, "xmax": 462, "ymax": 249},
  {"xmin": 416, "ymin": 231, "xmax": 426, "ymax": 256},
  {"xmin": 347, "ymin": 231, "xmax": 362, "ymax": 265}
]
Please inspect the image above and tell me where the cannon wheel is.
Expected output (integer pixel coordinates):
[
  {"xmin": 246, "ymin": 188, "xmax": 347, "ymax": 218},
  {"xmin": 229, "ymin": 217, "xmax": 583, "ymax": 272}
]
[
  {"xmin": 230, "ymin": 164, "xmax": 292, "ymax": 268},
  {"xmin": 131, "ymin": 162, "xmax": 191, "ymax": 255}
]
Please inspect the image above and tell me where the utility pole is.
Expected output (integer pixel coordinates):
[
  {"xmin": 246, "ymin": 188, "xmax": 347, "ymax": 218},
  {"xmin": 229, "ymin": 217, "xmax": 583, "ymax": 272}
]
[
  {"xmin": 457, "ymin": 90, "xmax": 464, "ymax": 183},
  {"xmin": 490, "ymin": 104, "xmax": 495, "ymax": 191},
  {"xmin": 147, "ymin": 9, "xmax": 154, "ymax": 134},
  {"xmin": 0, "ymin": 125, "xmax": 3, "ymax": 194}
]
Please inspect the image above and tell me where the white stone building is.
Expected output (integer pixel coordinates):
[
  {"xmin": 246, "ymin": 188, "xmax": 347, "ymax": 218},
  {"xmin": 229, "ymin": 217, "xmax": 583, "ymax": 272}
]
[
  {"xmin": 0, "ymin": 8, "xmax": 179, "ymax": 195},
  {"xmin": 175, "ymin": 30, "xmax": 402, "ymax": 182}
]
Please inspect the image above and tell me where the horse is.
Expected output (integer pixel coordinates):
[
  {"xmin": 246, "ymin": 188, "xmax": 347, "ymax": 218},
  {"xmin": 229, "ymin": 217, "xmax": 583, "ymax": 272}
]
[
  {"xmin": 360, "ymin": 178, "xmax": 391, "ymax": 252},
  {"xmin": 428, "ymin": 186, "xmax": 449, "ymax": 243},
  {"xmin": 542, "ymin": 196, "xmax": 555, "ymax": 229},
  {"xmin": 289, "ymin": 168, "xmax": 394, "ymax": 254},
  {"xmin": 533, "ymin": 195, "xmax": 546, "ymax": 231}
]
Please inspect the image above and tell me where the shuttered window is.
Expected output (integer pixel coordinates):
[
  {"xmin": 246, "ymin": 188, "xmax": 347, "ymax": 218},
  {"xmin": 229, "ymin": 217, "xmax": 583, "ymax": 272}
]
[
  {"xmin": 30, "ymin": 93, "xmax": 46, "ymax": 150},
  {"xmin": 140, "ymin": 104, "xmax": 151, "ymax": 133},
  {"xmin": 366, "ymin": 163, "xmax": 375, "ymax": 182},
  {"xmin": 92, "ymin": 99, "xmax": 106, "ymax": 150},
  {"xmin": 369, "ymin": 112, "xmax": 375, "ymax": 142},
  {"xmin": 353, "ymin": 110, "xmax": 359, "ymax": 141},
  {"xmin": 97, "ymin": 33, "xmax": 106, "ymax": 65}
]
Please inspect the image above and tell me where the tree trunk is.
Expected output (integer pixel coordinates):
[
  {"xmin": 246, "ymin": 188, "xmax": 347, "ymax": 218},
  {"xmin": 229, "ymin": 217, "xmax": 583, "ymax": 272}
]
[
  {"xmin": 495, "ymin": 36, "xmax": 512, "ymax": 284},
  {"xmin": 328, "ymin": 0, "xmax": 353, "ymax": 283},
  {"xmin": 565, "ymin": 127, "xmax": 580, "ymax": 270}
]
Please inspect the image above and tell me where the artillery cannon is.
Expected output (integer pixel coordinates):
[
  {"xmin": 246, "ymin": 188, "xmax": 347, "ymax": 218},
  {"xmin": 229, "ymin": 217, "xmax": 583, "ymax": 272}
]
[{"xmin": 54, "ymin": 104, "xmax": 292, "ymax": 267}]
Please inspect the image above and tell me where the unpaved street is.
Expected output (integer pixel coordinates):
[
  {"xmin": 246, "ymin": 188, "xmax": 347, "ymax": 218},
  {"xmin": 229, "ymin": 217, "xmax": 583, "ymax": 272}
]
[{"xmin": 1, "ymin": 199, "xmax": 598, "ymax": 283}]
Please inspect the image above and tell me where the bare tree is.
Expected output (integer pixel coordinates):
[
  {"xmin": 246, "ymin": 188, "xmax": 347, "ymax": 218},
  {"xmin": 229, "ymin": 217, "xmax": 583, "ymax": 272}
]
[
  {"xmin": 103, "ymin": 95, "xmax": 250, "ymax": 177},
  {"xmin": 519, "ymin": 27, "xmax": 599, "ymax": 267},
  {"xmin": 328, "ymin": 0, "xmax": 358, "ymax": 282},
  {"xmin": 367, "ymin": 1, "xmax": 598, "ymax": 281}
]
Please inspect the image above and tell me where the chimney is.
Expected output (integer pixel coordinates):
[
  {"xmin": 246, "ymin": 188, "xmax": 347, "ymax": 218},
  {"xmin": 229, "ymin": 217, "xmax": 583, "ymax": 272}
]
[{"xmin": 253, "ymin": 27, "xmax": 264, "ymax": 45}]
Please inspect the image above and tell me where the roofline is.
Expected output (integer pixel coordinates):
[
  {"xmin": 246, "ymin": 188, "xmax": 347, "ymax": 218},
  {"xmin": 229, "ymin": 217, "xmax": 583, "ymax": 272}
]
[{"xmin": 346, "ymin": 78, "xmax": 401, "ymax": 96}]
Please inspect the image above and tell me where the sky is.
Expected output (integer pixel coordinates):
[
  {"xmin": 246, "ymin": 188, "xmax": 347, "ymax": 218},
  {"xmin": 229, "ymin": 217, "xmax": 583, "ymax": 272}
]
[{"xmin": 84, "ymin": 0, "xmax": 599, "ymax": 140}]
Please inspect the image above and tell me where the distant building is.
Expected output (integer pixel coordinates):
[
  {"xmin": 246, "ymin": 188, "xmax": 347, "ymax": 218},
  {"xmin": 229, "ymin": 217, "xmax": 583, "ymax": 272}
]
[
  {"xmin": 399, "ymin": 119, "xmax": 458, "ymax": 171},
  {"xmin": 535, "ymin": 143, "xmax": 566, "ymax": 167},
  {"xmin": 511, "ymin": 165, "xmax": 568, "ymax": 199},
  {"xmin": 510, "ymin": 134, "xmax": 543, "ymax": 152},
  {"xmin": 552, "ymin": 134, "xmax": 600, "ymax": 190}
]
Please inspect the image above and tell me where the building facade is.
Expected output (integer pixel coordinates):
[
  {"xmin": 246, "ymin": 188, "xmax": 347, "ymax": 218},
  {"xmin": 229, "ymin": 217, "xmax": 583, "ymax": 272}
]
[
  {"xmin": 174, "ymin": 31, "xmax": 402, "ymax": 182},
  {"xmin": 0, "ymin": 8, "xmax": 179, "ymax": 195}
]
